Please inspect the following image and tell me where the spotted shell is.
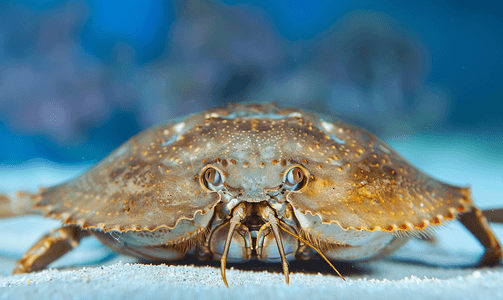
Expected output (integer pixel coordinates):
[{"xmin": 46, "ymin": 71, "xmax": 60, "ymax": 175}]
[{"xmin": 28, "ymin": 102, "xmax": 469, "ymax": 233}]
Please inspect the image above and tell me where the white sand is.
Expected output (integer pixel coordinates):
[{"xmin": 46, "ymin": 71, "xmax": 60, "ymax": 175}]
[{"xmin": 1, "ymin": 261, "xmax": 503, "ymax": 300}]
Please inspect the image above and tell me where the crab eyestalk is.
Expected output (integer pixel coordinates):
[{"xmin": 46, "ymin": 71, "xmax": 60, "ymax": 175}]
[{"xmin": 220, "ymin": 202, "xmax": 247, "ymax": 288}]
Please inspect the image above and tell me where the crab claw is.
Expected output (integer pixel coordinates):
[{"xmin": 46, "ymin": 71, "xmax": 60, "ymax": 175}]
[{"xmin": 220, "ymin": 203, "xmax": 247, "ymax": 288}]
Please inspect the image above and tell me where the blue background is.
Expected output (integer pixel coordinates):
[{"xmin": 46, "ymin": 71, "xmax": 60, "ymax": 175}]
[{"xmin": 0, "ymin": 0, "xmax": 502, "ymax": 164}]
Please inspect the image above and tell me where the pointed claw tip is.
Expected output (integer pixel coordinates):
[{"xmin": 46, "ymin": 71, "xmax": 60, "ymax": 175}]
[
  {"xmin": 222, "ymin": 278, "xmax": 229, "ymax": 288},
  {"xmin": 221, "ymin": 267, "xmax": 229, "ymax": 288},
  {"xmin": 221, "ymin": 259, "xmax": 229, "ymax": 288},
  {"xmin": 283, "ymin": 261, "xmax": 290, "ymax": 285}
]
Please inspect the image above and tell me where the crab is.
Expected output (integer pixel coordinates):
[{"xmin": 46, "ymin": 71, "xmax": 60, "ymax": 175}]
[{"xmin": 1, "ymin": 102, "xmax": 501, "ymax": 287}]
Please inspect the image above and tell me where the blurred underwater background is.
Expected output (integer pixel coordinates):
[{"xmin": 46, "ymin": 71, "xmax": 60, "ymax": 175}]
[{"xmin": 0, "ymin": 0, "xmax": 501, "ymax": 164}]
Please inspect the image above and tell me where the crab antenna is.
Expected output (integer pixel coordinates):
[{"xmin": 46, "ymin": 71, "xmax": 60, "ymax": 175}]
[
  {"xmin": 278, "ymin": 221, "xmax": 346, "ymax": 281},
  {"xmin": 221, "ymin": 203, "xmax": 247, "ymax": 288},
  {"xmin": 267, "ymin": 212, "xmax": 290, "ymax": 285}
]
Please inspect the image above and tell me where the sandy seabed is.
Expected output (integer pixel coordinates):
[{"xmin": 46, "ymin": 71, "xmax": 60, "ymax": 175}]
[{"xmin": 1, "ymin": 261, "xmax": 503, "ymax": 300}]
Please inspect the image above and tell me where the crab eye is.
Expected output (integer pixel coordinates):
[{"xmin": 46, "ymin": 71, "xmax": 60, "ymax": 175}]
[
  {"xmin": 284, "ymin": 167, "xmax": 306, "ymax": 191},
  {"xmin": 203, "ymin": 167, "xmax": 222, "ymax": 188}
]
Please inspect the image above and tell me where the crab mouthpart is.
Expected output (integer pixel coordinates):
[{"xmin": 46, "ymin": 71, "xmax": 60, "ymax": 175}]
[
  {"xmin": 220, "ymin": 202, "xmax": 290, "ymax": 287},
  {"xmin": 237, "ymin": 194, "xmax": 271, "ymax": 203}
]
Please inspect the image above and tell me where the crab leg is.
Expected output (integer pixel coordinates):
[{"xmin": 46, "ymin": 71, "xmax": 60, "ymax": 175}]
[
  {"xmin": 0, "ymin": 194, "xmax": 15, "ymax": 218},
  {"xmin": 483, "ymin": 208, "xmax": 503, "ymax": 224},
  {"xmin": 220, "ymin": 203, "xmax": 247, "ymax": 288},
  {"xmin": 266, "ymin": 212, "xmax": 290, "ymax": 285},
  {"xmin": 458, "ymin": 206, "xmax": 502, "ymax": 267},
  {"xmin": 0, "ymin": 192, "xmax": 43, "ymax": 218},
  {"xmin": 13, "ymin": 225, "xmax": 89, "ymax": 274}
]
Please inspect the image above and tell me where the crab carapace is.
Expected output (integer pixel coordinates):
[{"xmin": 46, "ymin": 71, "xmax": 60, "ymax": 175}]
[{"xmin": 1, "ymin": 103, "xmax": 501, "ymax": 287}]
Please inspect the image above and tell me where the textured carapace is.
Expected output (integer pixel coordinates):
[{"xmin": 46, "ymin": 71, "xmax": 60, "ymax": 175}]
[
  {"xmin": 28, "ymin": 102, "xmax": 469, "ymax": 234},
  {"xmin": 5, "ymin": 102, "xmax": 502, "ymax": 286}
]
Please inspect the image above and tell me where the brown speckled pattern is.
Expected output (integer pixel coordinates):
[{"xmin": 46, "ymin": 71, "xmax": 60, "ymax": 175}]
[{"xmin": 27, "ymin": 103, "xmax": 470, "ymax": 233}]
